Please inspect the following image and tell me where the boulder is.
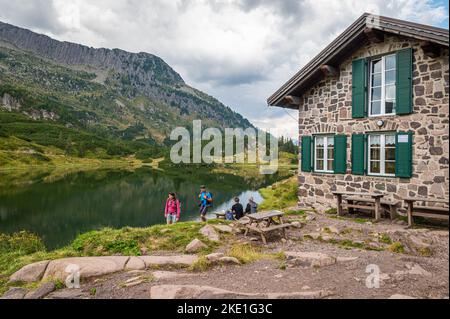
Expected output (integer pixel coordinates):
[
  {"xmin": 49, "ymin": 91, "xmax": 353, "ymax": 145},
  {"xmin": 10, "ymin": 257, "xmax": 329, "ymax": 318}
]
[
  {"xmin": 389, "ymin": 294, "xmax": 417, "ymax": 299},
  {"xmin": 152, "ymin": 271, "xmax": 191, "ymax": 280},
  {"xmin": 0, "ymin": 287, "xmax": 27, "ymax": 299},
  {"xmin": 9, "ymin": 260, "xmax": 50, "ymax": 283},
  {"xmin": 139, "ymin": 255, "xmax": 198, "ymax": 268},
  {"xmin": 336, "ymin": 257, "xmax": 359, "ymax": 263},
  {"xmin": 285, "ymin": 251, "xmax": 336, "ymax": 268},
  {"xmin": 150, "ymin": 285, "xmax": 333, "ymax": 299},
  {"xmin": 125, "ymin": 257, "xmax": 146, "ymax": 271},
  {"xmin": 290, "ymin": 221, "xmax": 303, "ymax": 228},
  {"xmin": 199, "ymin": 225, "xmax": 220, "ymax": 242},
  {"xmin": 267, "ymin": 290, "xmax": 333, "ymax": 299},
  {"xmin": 24, "ymin": 282, "xmax": 55, "ymax": 299},
  {"xmin": 327, "ymin": 226, "xmax": 341, "ymax": 235},
  {"xmin": 186, "ymin": 239, "xmax": 207, "ymax": 253},
  {"xmin": 150, "ymin": 285, "xmax": 259, "ymax": 299},
  {"xmin": 395, "ymin": 263, "xmax": 432, "ymax": 277},
  {"xmin": 213, "ymin": 225, "xmax": 233, "ymax": 233},
  {"xmin": 46, "ymin": 289, "xmax": 89, "ymax": 299},
  {"xmin": 304, "ymin": 232, "xmax": 321, "ymax": 240},
  {"xmin": 219, "ymin": 257, "xmax": 241, "ymax": 265},
  {"xmin": 205, "ymin": 253, "xmax": 225, "ymax": 263},
  {"xmin": 42, "ymin": 256, "xmax": 129, "ymax": 281}
]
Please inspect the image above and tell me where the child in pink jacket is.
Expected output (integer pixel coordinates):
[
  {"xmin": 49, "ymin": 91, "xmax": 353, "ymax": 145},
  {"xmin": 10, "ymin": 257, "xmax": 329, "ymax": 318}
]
[{"xmin": 165, "ymin": 192, "xmax": 181, "ymax": 224}]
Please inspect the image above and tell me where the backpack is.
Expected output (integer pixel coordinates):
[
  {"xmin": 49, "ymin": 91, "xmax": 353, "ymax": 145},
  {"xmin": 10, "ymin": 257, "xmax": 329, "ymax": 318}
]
[{"xmin": 207, "ymin": 192, "xmax": 214, "ymax": 206}]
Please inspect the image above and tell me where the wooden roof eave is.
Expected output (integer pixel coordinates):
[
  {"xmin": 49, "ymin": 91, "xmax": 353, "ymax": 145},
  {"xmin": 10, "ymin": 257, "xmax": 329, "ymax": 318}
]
[{"xmin": 268, "ymin": 13, "xmax": 449, "ymax": 108}]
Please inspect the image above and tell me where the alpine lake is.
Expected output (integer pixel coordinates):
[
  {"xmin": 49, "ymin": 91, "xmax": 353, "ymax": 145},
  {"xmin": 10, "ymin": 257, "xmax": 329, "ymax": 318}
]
[{"xmin": 0, "ymin": 164, "xmax": 293, "ymax": 249}]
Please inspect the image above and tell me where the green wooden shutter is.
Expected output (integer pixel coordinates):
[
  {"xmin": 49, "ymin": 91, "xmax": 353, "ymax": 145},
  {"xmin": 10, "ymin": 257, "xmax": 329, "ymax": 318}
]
[
  {"xmin": 352, "ymin": 58, "xmax": 367, "ymax": 118},
  {"xmin": 334, "ymin": 135, "xmax": 347, "ymax": 174},
  {"xmin": 396, "ymin": 48, "xmax": 413, "ymax": 115},
  {"xmin": 395, "ymin": 132, "xmax": 413, "ymax": 178},
  {"xmin": 351, "ymin": 134, "xmax": 366, "ymax": 175},
  {"xmin": 301, "ymin": 136, "xmax": 312, "ymax": 172}
]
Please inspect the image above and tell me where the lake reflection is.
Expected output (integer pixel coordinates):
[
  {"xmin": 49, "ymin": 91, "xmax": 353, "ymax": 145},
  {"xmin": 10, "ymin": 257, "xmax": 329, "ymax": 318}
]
[{"xmin": 0, "ymin": 167, "xmax": 286, "ymax": 249}]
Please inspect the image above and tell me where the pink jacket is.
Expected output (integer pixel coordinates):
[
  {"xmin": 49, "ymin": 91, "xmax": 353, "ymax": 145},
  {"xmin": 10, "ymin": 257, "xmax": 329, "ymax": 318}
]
[{"xmin": 165, "ymin": 199, "xmax": 181, "ymax": 219}]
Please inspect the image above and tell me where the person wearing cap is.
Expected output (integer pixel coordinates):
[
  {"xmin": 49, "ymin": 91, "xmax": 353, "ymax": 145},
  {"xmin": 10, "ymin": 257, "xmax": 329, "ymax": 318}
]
[{"xmin": 198, "ymin": 185, "xmax": 213, "ymax": 222}]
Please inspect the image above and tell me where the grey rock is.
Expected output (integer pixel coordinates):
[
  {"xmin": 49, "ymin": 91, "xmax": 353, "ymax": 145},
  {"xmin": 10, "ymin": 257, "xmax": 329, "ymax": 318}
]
[
  {"xmin": 1, "ymin": 287, "xmax": 27, "ymax": 299},
  {"xmin": 199, "ymin": 225, "xmax": 220, "ymax": 242},
  {"xmin": 185, "ymin": 239, "xmax": 207, "ymax": 253},
  {"xmin": 219, "ymin": 257, "xmax": 241, "ymax": 265},
  {"xmin": 24, "ymin": 282, "xmax": 56, "ymax": 299},
  {"xmin": 205, "ymin": 253, "xmax": 225, "ymax": 262},
  {"xmin": 9, "ymin": 260, "xmax": 50, "ymax": 283}
]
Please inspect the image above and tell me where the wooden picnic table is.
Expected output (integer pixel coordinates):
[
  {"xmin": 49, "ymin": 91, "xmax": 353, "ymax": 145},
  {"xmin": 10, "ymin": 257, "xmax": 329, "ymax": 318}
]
[
  {"xmin": 403, "ymin": 197, "xmax": 449, "ymax": 227},
  {"xmin": 332, "ymin": 191, "xmax": 386, "ymax": 221},
  {"xmin": 244, "ymin": 210, "xmax": 290, "ymax": 244}
]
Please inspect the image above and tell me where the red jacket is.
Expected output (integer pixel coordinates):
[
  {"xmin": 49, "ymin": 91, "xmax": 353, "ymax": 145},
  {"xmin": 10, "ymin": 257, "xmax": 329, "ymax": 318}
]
[{"xmin": 165, "ymin": 199, "xmax": 181, "ymax": 219}]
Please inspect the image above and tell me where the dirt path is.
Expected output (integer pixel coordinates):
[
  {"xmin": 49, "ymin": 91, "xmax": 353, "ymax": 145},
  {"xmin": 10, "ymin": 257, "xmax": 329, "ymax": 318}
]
[{"xmin": 43, "ymin": 212, "xmax": 449, "ymax": 299}]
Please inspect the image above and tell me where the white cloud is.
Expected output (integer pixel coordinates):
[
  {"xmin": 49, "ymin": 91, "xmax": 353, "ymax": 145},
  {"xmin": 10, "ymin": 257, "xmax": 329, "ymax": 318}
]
[{"xmin": 0, "ymin": 0, "xmax": 448, "ymax": 138}]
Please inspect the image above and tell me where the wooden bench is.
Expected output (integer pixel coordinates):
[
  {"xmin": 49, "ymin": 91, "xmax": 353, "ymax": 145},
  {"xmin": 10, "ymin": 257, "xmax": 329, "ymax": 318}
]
[
  {"xmin": 214, "ymin": 212, "xmax": 226, "ymax": 219},
  {"xmin": 403, "ymin": 197, "xmax": 449, "ymax": 227},
  {"xmin": 333, "ymin": 191, "xmax": 385, "ymax": 221},
  {"xmin": 245, "ymin": 224, "xmax": 291, "ymax": 245},
  {"xmin": 346, "ymin": 196, "xmax": 400, "ymax": 219},
  {"xmin": 244, "ymin": 211, "xmax": 289, "ymax": 245}
]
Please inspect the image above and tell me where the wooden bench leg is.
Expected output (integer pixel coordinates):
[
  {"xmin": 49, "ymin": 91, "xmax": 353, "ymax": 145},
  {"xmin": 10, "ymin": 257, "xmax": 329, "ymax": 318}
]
[
  {"xmin": 337, "ymin": 194, "xmax": 343, "ymax": 216},
  {"xmin": 390, "ymin": 206, "xmax": 398, "ymax": 220},
  {"xmin": 374, "ymin": 198, "xmax": 381, "ymax": 221},
  {"xmin": 348, "ymin": 200, "xmax": 354, "ymax": 214},
  {"xmin": 261, "ymin": 233, "xmax": 267, "ymax": 245},
  {"xmin": 282, "ymin": 228, "xmax": 287, "ymax": 239},
  {"xmin": 407, "ymin": 202, "xmax": 414, "ymax": 228}
]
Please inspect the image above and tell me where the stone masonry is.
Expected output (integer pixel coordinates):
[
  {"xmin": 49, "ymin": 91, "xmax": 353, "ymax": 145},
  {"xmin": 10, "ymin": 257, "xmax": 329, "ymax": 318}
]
[{"xmin": 298, "ymin": 34, "xmax": 449, "ymax": 211}]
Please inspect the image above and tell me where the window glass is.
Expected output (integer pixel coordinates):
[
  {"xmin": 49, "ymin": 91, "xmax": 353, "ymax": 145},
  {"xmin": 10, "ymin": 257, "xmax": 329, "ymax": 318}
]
[
  {"xmin": 369, "ymin": 54, "xmax": 396, "ymax": 116},
  {"xmin": 315, "ymin": 136, "xmax": 334, "ymax": 173},
  {"xmin": 385, "ymin": 55, "xmax": 396, "ymax": 70},
  {"xmin": 369, "ymin": 134, "xmax": 396, "ymax": 176},
  {"xmin": 372, "ymin": 59, "xmax": 382, "ymax": 73}
]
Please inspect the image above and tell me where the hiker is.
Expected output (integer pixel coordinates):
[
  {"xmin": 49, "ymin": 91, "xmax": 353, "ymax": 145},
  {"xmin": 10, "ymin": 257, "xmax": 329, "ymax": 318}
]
[
  {"xmin": 245, "ymin": 197, "xmax": 258, "ymax": 215},
  {"xmin": 231, "ymin": 197, "xmax": 244, "ymax": 220},
  {"xmin": 165, "ymin": 192, "xmax": 181, "ymax": 225},
  {"xmin": 198, "ymin": 185, "xmax": 213, "ymax": 222}
]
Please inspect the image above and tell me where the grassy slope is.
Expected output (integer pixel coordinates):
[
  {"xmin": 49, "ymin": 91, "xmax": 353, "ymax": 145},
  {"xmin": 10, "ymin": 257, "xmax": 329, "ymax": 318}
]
[
  {"xmin": 0, "ymin": 220, "xmax": 230, "ymax": 294},
  {"xmin": 258, "ymin": 176, "xmax": 299, "ymax": 211}
]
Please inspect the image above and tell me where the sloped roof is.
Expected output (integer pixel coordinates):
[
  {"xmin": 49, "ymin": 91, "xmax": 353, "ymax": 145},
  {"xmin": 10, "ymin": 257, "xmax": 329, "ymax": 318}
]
[{"xmin": 267, "ymin": 13, "xmax": 449, "ymax": 108}]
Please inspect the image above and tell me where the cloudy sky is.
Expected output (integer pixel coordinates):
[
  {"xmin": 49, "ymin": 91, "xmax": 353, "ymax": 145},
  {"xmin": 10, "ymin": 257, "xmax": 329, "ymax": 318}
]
[{"xmin": 0, "ymin": 0, "xmax": 448, "ymax": 138}]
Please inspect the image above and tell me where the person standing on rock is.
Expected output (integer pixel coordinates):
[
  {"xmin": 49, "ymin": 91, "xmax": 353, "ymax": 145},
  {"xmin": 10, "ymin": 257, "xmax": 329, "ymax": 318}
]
[
  {"xmin": 198, "ymin": 185, "xmax": 213, "ymax": 222},
  {"xmin": 165, "ymin": 192, "xmax": 181, "ymax": 225}
]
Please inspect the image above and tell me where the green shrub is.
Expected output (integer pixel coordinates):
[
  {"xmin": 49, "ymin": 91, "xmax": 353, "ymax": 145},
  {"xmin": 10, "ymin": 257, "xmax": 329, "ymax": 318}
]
[{"xmin": 0, "ymin": 231, "xmax": 45, "ymax": 254}]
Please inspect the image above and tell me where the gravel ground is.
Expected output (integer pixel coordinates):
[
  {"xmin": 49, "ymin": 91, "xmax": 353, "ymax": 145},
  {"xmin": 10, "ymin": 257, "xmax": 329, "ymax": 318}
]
[{"xmin": 43, "ymin": 211, "xmax": 449, "ymax": 299}]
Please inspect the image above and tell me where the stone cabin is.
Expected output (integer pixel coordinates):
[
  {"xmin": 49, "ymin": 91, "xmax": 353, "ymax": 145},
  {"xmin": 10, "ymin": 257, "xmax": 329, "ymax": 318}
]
[{"xmin": 268, "ymin": 14, "xmax": 449, "ymax": 211}]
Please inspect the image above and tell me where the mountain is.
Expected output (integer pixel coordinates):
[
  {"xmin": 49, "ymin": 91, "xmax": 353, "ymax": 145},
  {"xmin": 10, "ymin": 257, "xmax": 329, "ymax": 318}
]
[{"xmin": 0, "ymin": 21, "xmax": 253, "ymax": 149}]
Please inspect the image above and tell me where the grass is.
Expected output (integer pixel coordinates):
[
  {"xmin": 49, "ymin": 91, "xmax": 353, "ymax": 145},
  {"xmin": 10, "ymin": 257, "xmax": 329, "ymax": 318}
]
[
  {"xmin": 285, "ymin": 209, "xmax": 306, "ymax": 216},
  {"xmin": 388, "ymin": 242, "xmax": 406, "ymax": 254},
  {"xmin": 226, "ymin": 244, "xmax": 285, "ymax": 264},
  {"xmin": 325, "ymin": 208, "xmax": 337, "ymax": 215},
  {"xmin": 258, "ymin": 176, "xmax": 298, "ymax": 211},
  {"xmin": 0, "ymin": 220, "xmax": 230, "ymax": 294}
]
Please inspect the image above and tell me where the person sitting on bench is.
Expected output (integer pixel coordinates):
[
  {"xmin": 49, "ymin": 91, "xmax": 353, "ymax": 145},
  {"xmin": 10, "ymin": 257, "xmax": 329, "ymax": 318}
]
[{"xmin": 232, "ymin": 197, "xmax": 244, "ymax": 220}]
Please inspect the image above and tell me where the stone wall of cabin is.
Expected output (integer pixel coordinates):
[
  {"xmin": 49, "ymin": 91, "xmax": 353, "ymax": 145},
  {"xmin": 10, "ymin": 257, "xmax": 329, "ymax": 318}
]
[{"xmin": 298, "ymin": 34, "xmax": 449, "ymax": 212}]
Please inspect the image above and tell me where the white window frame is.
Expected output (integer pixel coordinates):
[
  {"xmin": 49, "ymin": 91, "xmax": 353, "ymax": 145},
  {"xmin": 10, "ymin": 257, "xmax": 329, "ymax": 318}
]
[
  {"xmin": 368, "ymin": 54, "xmax": 396, "ymax": 117},
  {"xmin": 368, "ymin": 134, "xmax": 396, "ymax": 177},
  {"xmin": 314, "ymin": 135, "xmax": 334, "ymax": 173}
]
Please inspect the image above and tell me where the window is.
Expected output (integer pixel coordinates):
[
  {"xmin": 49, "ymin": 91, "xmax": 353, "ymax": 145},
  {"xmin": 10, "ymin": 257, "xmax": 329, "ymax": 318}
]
[
  {"xmin": 368, "ymin": 134, "xmax": 396, "ymax": 176},
  {"xmin": 314, "ymin": 136, "xmax": 334, "ymax": 173},
  {"xmin": 369, "ymin": 54, "xmax": 396, "ymax": 116}
]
